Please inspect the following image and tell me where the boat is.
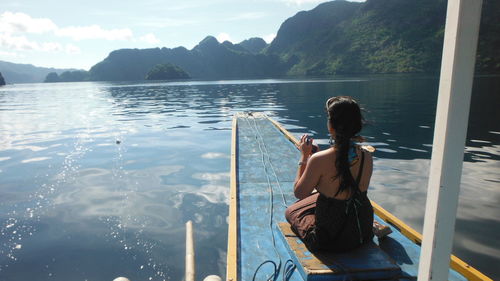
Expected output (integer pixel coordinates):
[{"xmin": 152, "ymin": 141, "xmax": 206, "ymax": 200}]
[{"xmin": 226, "ymin": 112, "xmax": 492, "ymax": 281}]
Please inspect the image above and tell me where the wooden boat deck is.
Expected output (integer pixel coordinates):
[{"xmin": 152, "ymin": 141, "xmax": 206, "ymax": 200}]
[{"xmin": 227, "ymin": 112, "xmax": 487, "ymax": 281}]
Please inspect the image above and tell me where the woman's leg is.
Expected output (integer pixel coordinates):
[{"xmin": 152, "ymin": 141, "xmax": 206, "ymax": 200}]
[{"xmin": 285, "ymin": 193, "xmax": 319, "ymax": 239}]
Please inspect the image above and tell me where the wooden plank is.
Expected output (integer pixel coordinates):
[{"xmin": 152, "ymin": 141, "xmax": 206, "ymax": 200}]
[
  {"xmin": 277, "ymin": 222, "xmax": 401, "ymax": 281},
  {"xmin": 226, "ymin": 116, "xmax": 238, "ymax": 281}
]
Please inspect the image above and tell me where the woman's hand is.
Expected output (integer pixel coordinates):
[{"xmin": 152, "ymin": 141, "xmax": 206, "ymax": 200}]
[{"xmin": 299, "ymin": 134, "xmax": 313, "ymax": 157}]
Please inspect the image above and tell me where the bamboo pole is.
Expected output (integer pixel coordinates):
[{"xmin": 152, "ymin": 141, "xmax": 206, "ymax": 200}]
[{"xmin": 186, "ymin": 220, "xmax": 195, "ymax": 281}]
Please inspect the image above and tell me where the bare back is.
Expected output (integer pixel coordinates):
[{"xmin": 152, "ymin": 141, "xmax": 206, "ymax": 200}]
[{"xmin": 313, "ymin": 146, "xmax": 373, "ymax": 200}]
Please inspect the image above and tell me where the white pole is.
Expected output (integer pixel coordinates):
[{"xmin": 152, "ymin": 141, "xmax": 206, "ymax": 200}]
[
  {"xmin": 417, "ymin": 1, "xmax": 483, "ymax": 281},
  {"xmin": 186, "ymin": 221, "xmax": 195, "ymax": 281}
]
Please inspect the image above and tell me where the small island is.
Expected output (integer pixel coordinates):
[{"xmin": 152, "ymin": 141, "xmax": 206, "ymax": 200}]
[
  {"xmin": 0, "ymin": 72, "xmax": 5, "ymax": 86},
  {"xmin": 44, "ymin": 70, "xmax": 89, "ymax": 83},
  {"xmin": 145, "ymin": 63, "xmax": 190, "ymax": 80}
]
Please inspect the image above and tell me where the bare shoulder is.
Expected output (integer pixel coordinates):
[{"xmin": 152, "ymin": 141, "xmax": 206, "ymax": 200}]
[{"xmin": 308, "ymin": 148, "xmax": 334, "ymax": 166}]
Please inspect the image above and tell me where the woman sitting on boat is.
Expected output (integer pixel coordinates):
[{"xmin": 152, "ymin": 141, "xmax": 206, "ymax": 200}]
[{"xmin": 285, "ymin": 96, "xmax": 374, "ymax": 252}]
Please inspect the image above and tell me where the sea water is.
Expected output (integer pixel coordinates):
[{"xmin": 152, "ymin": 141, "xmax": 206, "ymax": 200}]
[{"xmin": 0, "ymin": 75, "xmax": 499, "ymax": 280}]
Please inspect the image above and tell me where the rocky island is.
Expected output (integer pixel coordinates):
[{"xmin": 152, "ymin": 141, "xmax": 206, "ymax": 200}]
[
  {"xmin": 0, "ymin": 72, "xmax": 5, "ymax": 86},
  {"xmin": 145, "ymin": 63, "xmax": 190, "ymax": 80}
]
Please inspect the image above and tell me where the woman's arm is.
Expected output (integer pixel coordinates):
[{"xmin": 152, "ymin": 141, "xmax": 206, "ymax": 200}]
[{"xmin": 293, "ymin": 135, "xmax": 321, "ymax": 199}]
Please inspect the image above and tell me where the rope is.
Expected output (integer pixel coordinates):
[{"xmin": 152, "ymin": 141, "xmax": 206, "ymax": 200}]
[
  {"xmin": 244, "ymin": 114, "xmax": 296, "ymax": 281},
  {"xmin": 248, "ymin": 116, "xmax": 289, "ymax": 207}
]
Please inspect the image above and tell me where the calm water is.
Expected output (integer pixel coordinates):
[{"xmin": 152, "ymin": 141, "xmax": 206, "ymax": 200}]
[{"xmin": 0, "ymin": 76, "xmax": 499, "ymax": 280}]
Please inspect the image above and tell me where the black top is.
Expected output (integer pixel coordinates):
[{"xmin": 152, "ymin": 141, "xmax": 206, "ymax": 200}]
[{"xmin": 305, "ymin": 150, "xmax": 374, "ymax": 252}]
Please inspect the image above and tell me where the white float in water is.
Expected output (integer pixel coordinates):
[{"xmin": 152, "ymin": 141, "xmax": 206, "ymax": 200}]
[{"xmin": 113, "ymin": 277, "xmax": 130, "ymax": 281}]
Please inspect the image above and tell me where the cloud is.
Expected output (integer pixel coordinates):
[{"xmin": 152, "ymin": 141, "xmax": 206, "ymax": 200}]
[
  {"xmin": 0, "ymin": 33, "xmax": 79, "ymax": 54},
  {"xmin": 263, "ymin": 33, "xmax": 276, "ymax": 44},
  {"xmin": 0, "ymin": 11, "xmax": 134, "ymax": 41},
  {"xmin": 216, "ymin": 32, "xmax": 232, "ymax": 43},
  {"xmin": 0, "ymin": 11, "xmax": 57, "ymax": 34},
  {"xmin": 55, "ymin": 25, "xmax": 133, "ymax": 41},
  {"xmin": 225, "ymin": 12, "xmax": 267, "ymax": 21},
  {"xmin": 65, "ymin": 43, "xmax": 81, "ymax": 54},
  {"xmin": 139, "ymin": 33, "xmax": 160, "ymax": 44},
  {"xmin": 0, "ymin": 33, "xmax": 40, "ymax": 50},
  {"xmin": 39, "ymin": 41, "xmax": 63, "ymax": 52},
  {"xmin": 0, "ymin": 11, "xmax": 151, "ymax": 56},
  {"xmin": 0, "ymin": 50, "xmax": 22, "ymax": 57}
]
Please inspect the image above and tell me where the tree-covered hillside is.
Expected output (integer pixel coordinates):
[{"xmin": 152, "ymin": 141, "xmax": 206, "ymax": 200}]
[
  {"xmin": 267, "ymin": 0, "xmax": 499, "ymax": 75},
  {"xmin": 89, "ymin": 36, "xmax": 286, "ymax": 81},
  {"xmin": 44, "ymin": 70, "xmax": 90, "ymax": 83},
  {"xmin": 145, "ymin": 63, "xmax": 190, "ymax": 80}
]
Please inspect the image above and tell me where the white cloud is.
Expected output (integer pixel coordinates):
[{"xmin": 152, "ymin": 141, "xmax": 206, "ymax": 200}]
[
  {"xmin": 0, "ymin": 50, "xmax": 22, "ymax": 57},
  {"xmin": 225, "ymin": 12, "xmax": 266, "ymax": 21},
  {"xmin": 65, "ymin": 43, "xmax": 81, "ymax": 54},
  {"xmin": 139, "ymin": 33, "xmax": 160, "ymax": 44},
  {"xmin": 1, "ymin": 11, "xmax": 134, "ymax": 42},
  {"xmin": 216, "ymin": 32, "xmax": 232, "ymax": 43},
  {"xmin": 0, "ymin": 33, "xmax": 38, "ymax": 50},
  {"xmin": 55, "ymin": 25, "xmax": 133, "ymax": 41},
  {"xmin": 0, "ymin": 32, "xmax": 63, "ymax": 53},
  {"xmin": 263, "ymin": 33, "xmax": 276, "ymax": 44},
  {"xmin": 0, "ymin": 11, "xmax": 57, "ymax": 34},
  {"xmin": 40, "ymin": 42, "xmax": 63, "ymax": 52}
]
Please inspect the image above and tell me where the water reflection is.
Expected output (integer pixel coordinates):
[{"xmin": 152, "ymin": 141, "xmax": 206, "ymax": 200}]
[{"xmin": 0, "ymin": 75, "xmax": 499, "ymax": 280}]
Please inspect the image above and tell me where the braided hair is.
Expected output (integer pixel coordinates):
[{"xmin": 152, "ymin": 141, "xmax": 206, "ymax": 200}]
[{"xmin": 325, "ymin": 96, "xmax": 363, "ymax": 196}]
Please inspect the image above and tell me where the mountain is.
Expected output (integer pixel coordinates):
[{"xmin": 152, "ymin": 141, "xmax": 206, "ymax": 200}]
[
  {"xmin": 44, "ymin": 70, "xmax": 90, "ymax": 83},
  {"xmin": 0, "ymin": 61, "xmax": 77, "ymax": 83},
  {"xmin": 145, "ymin": 63, "xmax": 190, "ymax": 80},
  {"xmin": 0, "ymin": 72, "xmax": 5, "ymax": 86},
  {"xmin": 267, "ymin": 0, "xmax": 446, "ymax": 74},
  {"xmin": 89, "ymin": 36, "xmax": 288, "ymax": 81},
  {"xmin": 87, "ymin": 0, "xmax": 499, "ymax": 81},
  {"xmin": 267, "ymin": 0, "xmax": 499, "ymax": 75},
  {"xmin": 238, "ymin": 38, "xmax": 268, "ymax": 54}
]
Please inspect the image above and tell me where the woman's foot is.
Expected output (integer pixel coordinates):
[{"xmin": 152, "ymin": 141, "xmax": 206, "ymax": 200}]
[{"xmin": 373, "ymin": 221, "xmax": 392, "ymax": 238}]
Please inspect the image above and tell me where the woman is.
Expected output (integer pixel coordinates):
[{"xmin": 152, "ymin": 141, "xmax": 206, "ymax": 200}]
[{"xmin": 285, "ymin": 96, "xmax": 374, "ymax": 252}]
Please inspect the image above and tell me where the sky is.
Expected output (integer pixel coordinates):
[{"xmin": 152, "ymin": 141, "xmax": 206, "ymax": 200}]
[{"xmin": 0, "ymin": 0, "xmax": 365, "ymax": 70}]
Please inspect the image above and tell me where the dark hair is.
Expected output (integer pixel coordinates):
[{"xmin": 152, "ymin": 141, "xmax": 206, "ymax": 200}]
[{"xmin": 325, "ymin": 96, "xmax": 363, "ymax": 196}]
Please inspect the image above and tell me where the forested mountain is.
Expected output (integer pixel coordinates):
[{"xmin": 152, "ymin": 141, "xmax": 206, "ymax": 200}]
[
  {"xmin": 238, "ymin": 38, "xmax": 268, "ymax": 54},
  {"xmin": 0, "ymin": 72, "xmax": 5, "ymax": 86},
  {"xmin": 44, "ymin": 70, "xmax": 90, "ymax": 83},
  {"xmin": 88, "ymin": 36, "xmax": 287, "ymax": 81},
  {"xmin": 267, "ymin": 0, "xmax": 499, "ymax": 75},
  {"xmin": 0, "ymin": 61, "xmax": 75, "ymax": 83},
  {"xmin": 145, "ymin": 63, "xmax": 190, "ymax": 80}
]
